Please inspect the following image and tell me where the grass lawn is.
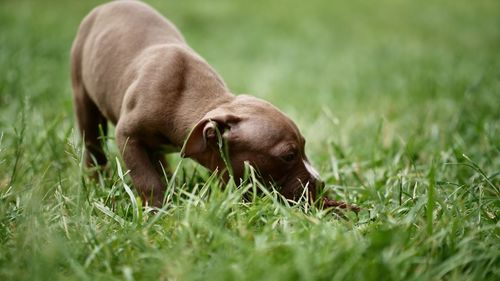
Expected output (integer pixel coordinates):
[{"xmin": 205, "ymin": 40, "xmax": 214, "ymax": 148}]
[{"xmin": 0, "ymin": 0, "xmax": 499, "ymax": 280}]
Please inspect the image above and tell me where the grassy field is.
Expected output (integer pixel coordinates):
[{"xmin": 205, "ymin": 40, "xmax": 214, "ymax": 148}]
[{"xmin": 1, "ymin": 0, "xmax": 499, "ymax": 280}]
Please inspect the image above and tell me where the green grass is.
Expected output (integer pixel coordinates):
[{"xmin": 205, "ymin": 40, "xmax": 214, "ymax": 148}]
[{"xmin": 1, "ymin": 0, "xmax": 499, "ymax": 280}]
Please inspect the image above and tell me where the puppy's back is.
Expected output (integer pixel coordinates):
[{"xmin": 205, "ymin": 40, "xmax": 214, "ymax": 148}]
[{"xmin": 72, "ymin": 0, "xmax": 186, "ymax": 122}]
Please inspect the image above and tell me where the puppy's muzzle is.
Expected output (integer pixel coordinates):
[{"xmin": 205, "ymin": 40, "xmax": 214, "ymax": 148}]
[{"xmin": 281, "ymin": 160, "xmax": 324, "ymax": 201}]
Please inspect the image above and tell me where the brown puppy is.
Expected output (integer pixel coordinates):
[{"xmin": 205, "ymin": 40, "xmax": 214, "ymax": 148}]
[{"xmin": 71, "ymin": 0, "xmax": 322, "ymax": 206}]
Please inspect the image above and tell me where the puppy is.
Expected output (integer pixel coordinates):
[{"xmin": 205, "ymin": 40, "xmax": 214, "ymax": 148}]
[{"xmin": 71, "ymin": 0, "xmax": 323, "ymax": 206}]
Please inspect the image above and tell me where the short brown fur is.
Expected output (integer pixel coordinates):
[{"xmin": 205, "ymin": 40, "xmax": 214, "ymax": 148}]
[{"xmin": 71, "ymin": 0, "xmax": 322, "ymax": 206}]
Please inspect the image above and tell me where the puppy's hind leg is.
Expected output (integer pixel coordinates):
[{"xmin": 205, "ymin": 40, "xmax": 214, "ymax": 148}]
[
  {"xmin": 73, "ymin": 85, "xmax": 108, "ymax": 168},
  {"xmin": 71, "ymin": 10, "xmax": 106, "ymax": 168}
]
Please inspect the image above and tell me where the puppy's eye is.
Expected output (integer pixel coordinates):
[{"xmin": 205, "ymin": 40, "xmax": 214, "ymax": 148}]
[{"xmin": 281, "ymin": 152, "xmax": 297, "ymax": 163}]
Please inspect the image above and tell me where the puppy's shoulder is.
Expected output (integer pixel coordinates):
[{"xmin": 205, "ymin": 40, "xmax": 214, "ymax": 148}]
[{"xmin": 136, "ymin": 44, "xmax": 194, "ymax": 89}]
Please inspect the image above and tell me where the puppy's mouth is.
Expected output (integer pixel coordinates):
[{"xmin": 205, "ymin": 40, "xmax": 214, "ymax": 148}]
[{"xmin": 279, "ymin": 175, "xmax": 319, "ymax": 202}]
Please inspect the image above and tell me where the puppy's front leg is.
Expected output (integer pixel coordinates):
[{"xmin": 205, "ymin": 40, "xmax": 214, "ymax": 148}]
[{"xmin": 116, "ymin": 130, "xmax": 165, "ymax": 207}]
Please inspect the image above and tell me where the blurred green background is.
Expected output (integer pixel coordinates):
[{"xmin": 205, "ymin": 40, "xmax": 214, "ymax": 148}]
[
  {"xmin": 0, "ymin": 0, "xmax": 499, "ymax": 280},
  {"xmin": 1, "ymin": 0, "xmax": 499, "ymax": 160}
]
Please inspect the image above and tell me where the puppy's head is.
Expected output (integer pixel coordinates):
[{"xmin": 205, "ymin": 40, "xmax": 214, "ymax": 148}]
[{"xmin": 181, "ymin": 95, "xmax": 322, "ymax": 201}]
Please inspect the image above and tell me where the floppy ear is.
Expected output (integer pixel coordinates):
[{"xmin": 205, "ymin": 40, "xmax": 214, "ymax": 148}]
[{"xmin": 180, "ymin": 112, "xmax": 240, "ymax": 158}]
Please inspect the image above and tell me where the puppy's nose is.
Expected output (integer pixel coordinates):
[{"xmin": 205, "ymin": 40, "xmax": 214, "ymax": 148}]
[{"xmin": 311, "ymin": 178, "xmax": 324, "ymax": 196}]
